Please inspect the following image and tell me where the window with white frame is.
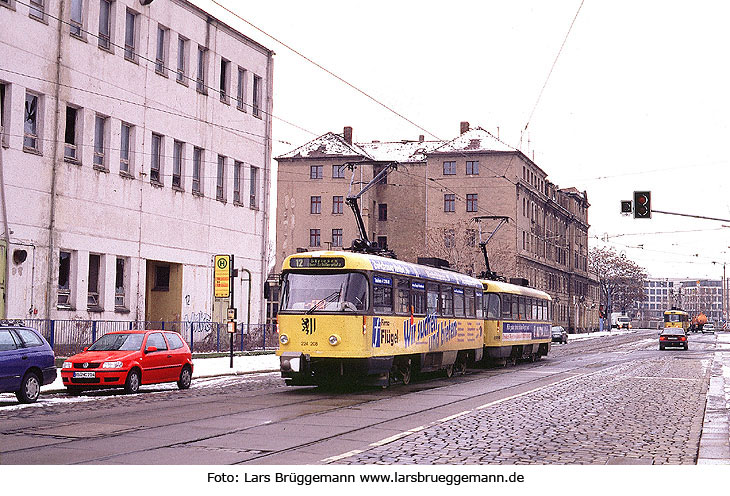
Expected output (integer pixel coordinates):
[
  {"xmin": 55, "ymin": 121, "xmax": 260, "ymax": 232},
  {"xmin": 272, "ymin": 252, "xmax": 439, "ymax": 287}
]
[
  {"xmin": 124, "ymin": 9, "xmax": 137, "ymax": 61},
  {"xmin": 98, "ymin": 0, "xmax": 112, "ymax": 50},
  {"xmin": 23, "ymin": 91, "xmax": 40, "ymax": 152},
  {"xmin": 172, "ymin": 140, "xmax": 184, "ymax": 189},
  {"xmin": 115, "ymin": 257, "xmax": 127, "ymax": 309},
  {"xmin": 196, "ymin": 46, "xmax": 208, "ymax": 94},
  {"xmin": 120, "ymin": 122, "xmax": 133, "ymax": 174},
  {"xmin": 252, "ymin": 74, "xmax": 262, "ymax": 117},
  {"xmin": 219, "ymin": 58, "xmax": 230, "ymax": 103},
  {"xmin": 233, "ymin": 160, "xmax": 242, "ymax": 203},
  {"xmin": 93, "ymin": 114, "xmax": 107, "ymax": 169},
  {"xmin": 332, "ymin": 165, "xmax": 345, "ymax": 178},
  {"xmin": 236, "ymin": 67, "xmax": 247, "ymax": 111},
  {"xmin": 150, "ymin": 133, "xmax": 162, "ymax": 184},
  {"xmin": 70, "ymin": 0, "xmax": 83, "ymax": 37},
  {"xmin": 192, "ymin": 146, "xmax": 203, "ymax": 194},
  {"xmin": 466, "ymin": 160, "xmax": 479, "ymax": 175},
  {"xmin": 176, "ymin": 35, "xmax": 188, "ymax": 84},
  {"xmin": 87, "ymin": 253, "xmax": 101, "ymax": 308},
  {"xmin": 249, "ymin": 166, "xmax": 259, "ymax": 209},
  {"xmin": 57, "ymin": 250, "xmax": 73, "ymax": 308},
  {"xmin": 63, "ymin": 105, "xmax": 81, "ymax": 162},
  {"xmin": 155, "ymin": 24, "xmax": 168, "ymax": 75},
  {"xmin": 216, "ymin": 155, "xmax": 226, "ymax": 201},
  {"xmin": 29, "ymin": 0, "xmax": 45, "ymax": 21}
]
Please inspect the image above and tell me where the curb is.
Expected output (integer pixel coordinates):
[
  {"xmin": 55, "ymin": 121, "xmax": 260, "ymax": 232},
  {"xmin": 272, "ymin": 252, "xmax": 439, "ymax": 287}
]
[{"xmin": 697, "ymin": 338, "xmax": 730, "ymax": 464}]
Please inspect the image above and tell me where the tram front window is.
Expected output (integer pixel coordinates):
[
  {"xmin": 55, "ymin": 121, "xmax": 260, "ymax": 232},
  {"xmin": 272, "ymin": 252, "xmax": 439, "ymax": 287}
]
[
  {"xmin": 665, "ymin": 314, "xmax": 681, "ymax": 322},
  {"xmin": 281, "ymin": 272, "xmax": 368, "ymax": 312}
]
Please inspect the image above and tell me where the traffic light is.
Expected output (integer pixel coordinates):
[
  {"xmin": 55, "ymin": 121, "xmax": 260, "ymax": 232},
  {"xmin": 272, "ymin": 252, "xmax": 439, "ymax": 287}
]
[
  {"xmin": 633, "ymin": 191, "xmax": 651, "ymax": 219},
  {"xmin": 620, "ymin": 200, "xmax": 632, "ymax": 214}
]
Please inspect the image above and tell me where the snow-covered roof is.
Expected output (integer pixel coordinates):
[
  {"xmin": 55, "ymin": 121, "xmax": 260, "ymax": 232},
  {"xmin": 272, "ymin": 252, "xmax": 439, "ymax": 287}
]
[
  {"xmin": 358, "ymin": 140, "xmax": 444, "ymax": 163},
  {"xmin": 432, "ymin": 127, "xmax": 514, "ymax": 154},
  {"xmin": 277, "ymin": 132, "xmax": 369, "ymax": 159}
]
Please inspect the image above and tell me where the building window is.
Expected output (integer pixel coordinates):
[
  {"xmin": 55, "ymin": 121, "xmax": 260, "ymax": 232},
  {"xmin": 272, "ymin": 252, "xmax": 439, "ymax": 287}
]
[
  {"xmin": 98, "ymin": 0, "xmax": 112, "ymax": 50},
  {"xmin": 29, "ymin": 0, "xmax": 45, "ymax": 21},
  {"xmin": 216, "ymin": 155, "xmax": 226, "ymax": 201},
  {"xmin": 466, "ymin": 160, "xmax": 479, "ymax": 175},
  {"xmin": 377, "ymin": 236, "xmax": 388, "ymax": 250},
  {"xmin": 172, "ymin": 140, "xmax": 184, "ymax": 189},
  {"xmin": 332, "ymin": 165, "xmax": 345, "ymax": 178},
  {"xmin": 333, "ymin": 195, "xmax": 344, "ymax": 214},
  {"xmin": 192, "ymin": 147, "xmax": 203, "ymax": 194},
  {"xmin": 444, "ymin": 230, "xmax": 455, "ymax": 248},
  {"xmin": 70, "ymin": 0, "xmax": 83, "ymax": 37},
  {"xmin": 466, "ymin": 193, "xmax": 478, "ymax": 212},
  {"xmin": 150, "ymin": 133, "xmax": 162, "ymax": 185},
  {"xmin": 310, "ymin": 196, "xmax": 321, "ymax": 214},
  {"xmin": 219, "ymin": 58, "xmax": 230, "ymax": 103},
  {"xmin": 310, "ymin": 165, "xmax": 323, "ymax": 179},
  {"xmin": 443, "ymin": 161, "xmax": 456, "ymax": 175},
  {"xmin": 23, "ymin": 91, "xmax": 40, "ymax": 152},
  {"xmin": 332, "ymin": 229, "xmax": 343, "ymax": 248},
  {"xmin": 249, "ymin": 166, "xmax": 258, "ymax": 208},
  {"xmin": 115, "ymin": 257, "xmax": 127, "ymax": 309},
  {"xmin": 252, "ymin": 74, "xmax": 262, "ymax": 117},
  {"xmin": 378, "ymin": 203, "xmax": 387, "ymax": 221},
  {"xmin": 63, "ymin": 106, "xmax": 81, "ymax": 162},
  {"xmin": 309, "ymin": 229, "xmax": 321, "ymax": 247},
  {"xmin": 120, "ymin": 122, "xmax": 132, "ymax": 173},
  {"xmin": 176, "ymin": 36, "xmax": 188, "ymax": 84},
  {"xmin": 0, "ymin": 82, "xmax": 8, "ymax": 148},
  {"xmin": 233, "ymin": 160, "xmax": 242, "ymax": 203},
  {"xmin": 124, "ymin": 9, "xmax": 137, "ymax": 61},
  {"xmin": 87, "ymin": 253, "xmax": 101, "ymax": 308},
  {"xmin": 93, "ymin": 114, "xmax": 107, "ymax": 169},
  {"xmin": 153, "ymin": 265, "xmax": 170, "ymax": 291},
  {"xmin": 58, "ymin": 250, "xmax": 72, "ymax": 308},
  {"xmin": 444, "ymin": 193, "xmax": 455, "ymax": 212},
  {"xmin": 236, "ymin": 67, "xmax": 247, "ymax": 111},
  {"xmin": 155, "ymin": 25, "xmax": 168, "ymax": 75},
  {"xmin": 196, "ymin": 46, "xmax": 208, "ymax": 94}
]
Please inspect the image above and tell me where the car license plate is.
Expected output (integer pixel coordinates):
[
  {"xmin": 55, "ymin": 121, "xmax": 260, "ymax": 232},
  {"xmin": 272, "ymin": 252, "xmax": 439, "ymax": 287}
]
[{"xmin": 73, "ymin": 371, "xmax": 96, "ymax": 378}]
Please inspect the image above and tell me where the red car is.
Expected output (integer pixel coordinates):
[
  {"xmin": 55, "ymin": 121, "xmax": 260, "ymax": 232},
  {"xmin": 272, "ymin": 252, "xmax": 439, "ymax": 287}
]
[{"xmin": 61, "ymin": 330, "xmax": 193, "ymax": 394}]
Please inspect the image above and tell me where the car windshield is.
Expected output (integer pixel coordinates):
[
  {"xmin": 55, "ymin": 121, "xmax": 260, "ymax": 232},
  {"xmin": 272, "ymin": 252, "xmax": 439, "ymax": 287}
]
[
  {"xmin": 88, "ymin": 333, "xmax": 145, "ymax": 351},
  {"xmin": 280, "ymin": 272, "xmax": 368, "ymax": 313}
]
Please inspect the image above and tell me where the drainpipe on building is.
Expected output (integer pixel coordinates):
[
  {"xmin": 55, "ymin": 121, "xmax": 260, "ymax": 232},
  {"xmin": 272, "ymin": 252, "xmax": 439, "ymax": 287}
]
[{"xmin": 0, "ymin": 141, "xmax": 10, "ymax": 318}]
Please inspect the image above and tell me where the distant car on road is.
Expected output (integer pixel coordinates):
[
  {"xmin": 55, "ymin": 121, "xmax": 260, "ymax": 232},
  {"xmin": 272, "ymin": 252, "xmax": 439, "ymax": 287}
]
[
  {"xmin": 61, "ymin": 330, "xmax": 193, "ymax": 395},
  {"xmin": 0, "ymin": 321, "xmax": 57, "ymax": 403},
  {"xmin": 701, "ymin": 323, "xmax": 715, "ymax": 334},
  {"xmin": 659, "ymin": 328, "xmax": 688, "ymax": 350},
  {"xmin": 551, "ymin": 325, "xmax": 568, "ymax": 344}
]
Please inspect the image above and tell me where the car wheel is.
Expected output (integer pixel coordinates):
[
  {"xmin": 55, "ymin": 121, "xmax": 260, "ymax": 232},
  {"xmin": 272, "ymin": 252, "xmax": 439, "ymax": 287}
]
[
  {"xmin": 124, "ymin": 369, "xmax": 141, "ymax": 394},
  {"xmin": 177, "ymin": 366, "xmax": 192, "ymax": 390},
  {"xmin": 15, "ymin": 372, "xmax": 41, "ymax": 403},
  {"xmin": 563, "ymin": 337, "xmax": 568, "ymax": 344}
]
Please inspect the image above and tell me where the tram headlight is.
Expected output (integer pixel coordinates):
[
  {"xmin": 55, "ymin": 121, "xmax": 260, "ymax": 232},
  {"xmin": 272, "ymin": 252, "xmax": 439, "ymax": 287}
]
[
  {"xmin": 328, "ymin": 334, "xmax": 340, "ymax": 346},
  {"xmin": 279, "ymin": 334, "xmax": 289, "ymax": 345}
]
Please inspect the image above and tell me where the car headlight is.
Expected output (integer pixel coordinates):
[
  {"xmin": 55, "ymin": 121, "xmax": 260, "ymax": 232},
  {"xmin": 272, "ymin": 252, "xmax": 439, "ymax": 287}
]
[
  {"xmin": 102, "ymin": 361, "xmax": 123, "ymax": 369},
  {"xmin": 279, "ymin": 334, "xmax": 289, "ymax": 345},
  {"xmin": 329, "ymin": 334, "xmax": 340, "ymax": 346},
  {"xmin": 62, "ymin": 362, "xmax": 72, "ymax": 369}
]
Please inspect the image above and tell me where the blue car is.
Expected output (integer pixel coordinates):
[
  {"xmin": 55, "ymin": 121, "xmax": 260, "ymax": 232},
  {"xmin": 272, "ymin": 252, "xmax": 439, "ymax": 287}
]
[{"xmin": 0, "ymin": 321, "xmax": 57, "ymax": 403}]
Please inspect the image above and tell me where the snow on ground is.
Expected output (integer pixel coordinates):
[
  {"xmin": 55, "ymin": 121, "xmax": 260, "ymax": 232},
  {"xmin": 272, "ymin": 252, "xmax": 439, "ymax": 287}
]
[{"xmin": 567, "ymin": 329, "xmax": 634, "ymax": 341}]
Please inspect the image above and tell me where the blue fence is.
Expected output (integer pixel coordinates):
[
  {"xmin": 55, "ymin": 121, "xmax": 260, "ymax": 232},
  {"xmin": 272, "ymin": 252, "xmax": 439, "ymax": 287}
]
[{"xmin": 20, "ymin": 319, "xmax": 277, "ymax": 357}]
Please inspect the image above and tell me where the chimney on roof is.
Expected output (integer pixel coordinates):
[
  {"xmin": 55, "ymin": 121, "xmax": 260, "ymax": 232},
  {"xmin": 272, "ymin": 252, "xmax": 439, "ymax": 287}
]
[
  {"xmin": 418, "ymin": 135, "xmax": 424, "ymax": 142},
  {"xmin": 460, "ymin": 121, "xmax": 470, "ymax": 134},
  {"xmin": 343, "ymin": 126, "xmax": 353, "ymax": 145}
]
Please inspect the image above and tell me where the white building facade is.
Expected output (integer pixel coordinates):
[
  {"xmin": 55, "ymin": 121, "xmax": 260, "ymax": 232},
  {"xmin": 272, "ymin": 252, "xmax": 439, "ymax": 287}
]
[{"xmin": 0, "ymin": 0, "xmax": 274, "ymax": 325}]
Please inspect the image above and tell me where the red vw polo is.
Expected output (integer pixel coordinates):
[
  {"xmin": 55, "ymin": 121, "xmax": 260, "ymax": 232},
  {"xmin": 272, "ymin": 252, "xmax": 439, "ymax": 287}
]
[{"xmin": 61, "ymin": 330, "xmax": 193, "ymax": 394}]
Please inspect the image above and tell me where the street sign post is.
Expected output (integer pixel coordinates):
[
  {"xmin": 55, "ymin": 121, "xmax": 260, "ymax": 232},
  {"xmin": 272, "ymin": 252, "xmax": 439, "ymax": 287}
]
[{"xmin": 214, "ymin": 255, "xmax": 231, "ymax": 298}]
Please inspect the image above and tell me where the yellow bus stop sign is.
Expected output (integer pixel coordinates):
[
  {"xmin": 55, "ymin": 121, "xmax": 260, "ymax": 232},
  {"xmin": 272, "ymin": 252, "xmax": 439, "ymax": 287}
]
[{"xmin": 214, "ymin": 255, "xmax": 230, "ymax": 298}]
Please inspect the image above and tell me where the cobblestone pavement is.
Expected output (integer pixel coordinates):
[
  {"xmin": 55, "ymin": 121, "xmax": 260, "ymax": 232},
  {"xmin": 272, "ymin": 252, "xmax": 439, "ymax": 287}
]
[{"xmin": 334, "ymin": 355, "xmax": 710, "ymax": 465}]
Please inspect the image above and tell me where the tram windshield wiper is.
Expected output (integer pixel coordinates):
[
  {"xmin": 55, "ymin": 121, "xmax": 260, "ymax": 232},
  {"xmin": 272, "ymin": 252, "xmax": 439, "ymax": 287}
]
[{"xmin": 306, "ymin": 290, "xmax": 341, "ymax": 314}]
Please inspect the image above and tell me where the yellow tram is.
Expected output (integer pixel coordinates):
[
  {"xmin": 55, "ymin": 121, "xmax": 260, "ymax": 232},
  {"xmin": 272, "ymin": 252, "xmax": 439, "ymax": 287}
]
[
  {"xmin": 663, "ymin": 309, "xmax": 689, "ymax": 331},
  {"xmin": 276, "ymin": 251, "xmax": 486, "ymax": 386}
]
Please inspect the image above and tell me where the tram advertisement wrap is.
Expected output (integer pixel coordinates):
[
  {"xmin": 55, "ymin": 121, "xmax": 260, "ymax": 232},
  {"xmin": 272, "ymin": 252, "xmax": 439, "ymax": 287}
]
[
  {"xmin": 373, "ymin": 313, "xmax": 482, "ymax": 353},
  {"xmin": 501, "ymin": 322, "xmax": 551, "ymax": 341}
]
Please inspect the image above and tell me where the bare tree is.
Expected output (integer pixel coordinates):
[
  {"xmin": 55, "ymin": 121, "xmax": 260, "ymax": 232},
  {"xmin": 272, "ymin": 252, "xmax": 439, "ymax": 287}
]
[{"xmin": 588, "ymin": 247, "xmax": 647, "ymax": 314}]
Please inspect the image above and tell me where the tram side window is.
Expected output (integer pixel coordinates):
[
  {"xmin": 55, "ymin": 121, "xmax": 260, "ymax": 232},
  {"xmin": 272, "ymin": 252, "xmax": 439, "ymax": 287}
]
[
  {"xmin": 532, "ymin": 298, "xmax": 538, "ymax": 320},
  {"xmin": 465, "ymin": 289, "xmax": 475, "ymax": 318},
  {"xmin": 427, "ymin": 283, "xmax": 440, "ymax": 315},
  {"xmin": 373, "ymin": 274, "xmax": 393, "ymax": 312},
  {"xmin": 412, "ymin": 281, "xmax": 426, "ymax": 315},
  {"xmin": 487, "ymin": 293, "xmax": 501, "ymax": 320},
  {"xmin": 344, "ymin": 273, "xmax": 369, "ymax": 311},
  {"xmin": 441, "ymin": 285, "xmax": 454, "ymax": 316},
  {"xmin": 542, "ymin": 300, "xmax": 548, "ymax": 321},
  {"xmin": 396, "ymin": 278, "xmax": 410, "ymax": 314},
  {"xmin": 518, "ymin": 296, "xmax": 527, "ymax": 321},
  {"xmin": 453, "ymin": 288, "xmax": 465, "ymax": 317},
  {"xmin": 475, "ymin": 291, "xmax": 483, "ymax": 319},
  {"xmin": 537, "ymin": 300, "xmax": 543, "ymax": 321},
  {"xmin": 502, "ymin": 294, "xmax": 513, "ymax": 319},
  {"xmin": 511, "ymin": 296, "xmax": 519, "ymax": 320}
]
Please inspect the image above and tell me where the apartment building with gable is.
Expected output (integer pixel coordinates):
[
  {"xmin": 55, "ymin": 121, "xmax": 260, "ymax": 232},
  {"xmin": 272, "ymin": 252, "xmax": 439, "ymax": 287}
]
[{"xmin": 0, "ymin": 0, "xmax": 274, "ymax": 325}]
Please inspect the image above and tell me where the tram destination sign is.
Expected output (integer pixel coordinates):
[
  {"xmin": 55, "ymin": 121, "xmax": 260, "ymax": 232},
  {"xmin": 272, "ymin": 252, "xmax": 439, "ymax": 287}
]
[{"xmin": 290, "ymin": 257, "xmax": 345, "ymax": 269}]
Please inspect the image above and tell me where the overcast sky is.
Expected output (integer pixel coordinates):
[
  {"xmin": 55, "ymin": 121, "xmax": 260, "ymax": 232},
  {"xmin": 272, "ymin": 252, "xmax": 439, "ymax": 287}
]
[{"xmin": 199, "ymin": 0, "xmax": 730, "ymax": 280}]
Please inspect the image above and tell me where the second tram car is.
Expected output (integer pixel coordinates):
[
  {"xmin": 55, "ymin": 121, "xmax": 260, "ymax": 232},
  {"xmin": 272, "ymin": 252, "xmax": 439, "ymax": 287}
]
[{"xmin": 664, "ymin": 309, "xmax": 689, "ymax": 331}]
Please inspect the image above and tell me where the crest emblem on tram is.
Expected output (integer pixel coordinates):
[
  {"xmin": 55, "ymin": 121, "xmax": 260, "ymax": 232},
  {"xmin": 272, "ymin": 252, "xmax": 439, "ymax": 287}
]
[{"xmin": 301, "ymin": 318, "xmax": 316, "ymax": 335}]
